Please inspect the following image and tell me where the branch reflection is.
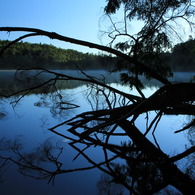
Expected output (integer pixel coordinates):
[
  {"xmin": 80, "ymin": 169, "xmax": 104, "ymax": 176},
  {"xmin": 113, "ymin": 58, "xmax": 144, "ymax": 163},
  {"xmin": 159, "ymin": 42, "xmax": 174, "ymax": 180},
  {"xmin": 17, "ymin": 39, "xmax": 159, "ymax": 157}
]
[{"xmin": 0, "ymin": 69, "xmax": 194, "ymax": 194}]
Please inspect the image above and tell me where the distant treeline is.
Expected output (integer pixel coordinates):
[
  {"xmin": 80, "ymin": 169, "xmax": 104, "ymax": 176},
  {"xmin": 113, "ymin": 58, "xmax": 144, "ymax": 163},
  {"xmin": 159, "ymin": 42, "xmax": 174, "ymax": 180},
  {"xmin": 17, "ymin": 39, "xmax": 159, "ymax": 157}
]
[
  {"xmin": 0, "ymin": 39, "xmax": 195, "ymax": 71},
  {"xmin": 167, "ymin": 37, "xmax": 195, "ymax": 71},
  {"xmin": 0, "ymin": 40, "xmax": 114, "ymax": 70}
]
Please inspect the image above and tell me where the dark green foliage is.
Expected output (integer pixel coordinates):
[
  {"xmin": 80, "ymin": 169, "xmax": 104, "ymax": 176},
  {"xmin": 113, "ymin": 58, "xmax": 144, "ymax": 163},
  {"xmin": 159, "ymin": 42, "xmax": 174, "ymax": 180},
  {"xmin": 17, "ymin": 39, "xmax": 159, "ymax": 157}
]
[
  {"xmin": 0, "ymin": 39, "xmax": 194, "ymax": 72},
  {"xmin": 115, "ymin": 41, "xmax": 130, "ymax": 52},
  {"xmin": 0, "ymin": 40, "xmax": 114, "ymax": 70},
  {"xmin": 104, "ymin": 0, "xmax": 120, "ymax": 14},
  {"xmin": 105, "ymin": 0, "xmax": 189, "ymax": 19},
  {"xmin": 120, "ymin": 73, "xmax": 144, "ymax": 89},
  {"xmin": 169, "ymin": 38, "xmax": 195, "ymax": 71},
  {"xmin": 104, "ymin": 0, "xmax": 194, "ymax": 77}
]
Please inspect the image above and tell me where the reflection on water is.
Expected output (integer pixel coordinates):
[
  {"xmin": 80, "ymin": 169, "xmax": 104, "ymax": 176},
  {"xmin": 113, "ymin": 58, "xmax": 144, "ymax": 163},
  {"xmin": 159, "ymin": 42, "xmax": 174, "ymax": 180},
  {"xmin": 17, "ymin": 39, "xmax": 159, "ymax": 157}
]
[
  {"xmin": 0, "ymin": 89, "xmax": 102, "ymax": 195},
  {"xmin": 0, "ymin": 70, "xmax": 194, "ymax": 94},
  {"xmin": 0, "ymin": 70, "xmax": 194, "ymax": 194}
]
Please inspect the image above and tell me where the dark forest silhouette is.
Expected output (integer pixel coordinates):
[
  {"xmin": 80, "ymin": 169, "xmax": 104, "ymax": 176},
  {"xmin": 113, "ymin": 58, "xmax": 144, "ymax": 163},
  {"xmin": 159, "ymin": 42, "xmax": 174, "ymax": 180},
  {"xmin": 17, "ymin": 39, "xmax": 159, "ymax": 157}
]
[{"xmin": 1, "ymin": 39, "xmax": 195, "ymax": 71}]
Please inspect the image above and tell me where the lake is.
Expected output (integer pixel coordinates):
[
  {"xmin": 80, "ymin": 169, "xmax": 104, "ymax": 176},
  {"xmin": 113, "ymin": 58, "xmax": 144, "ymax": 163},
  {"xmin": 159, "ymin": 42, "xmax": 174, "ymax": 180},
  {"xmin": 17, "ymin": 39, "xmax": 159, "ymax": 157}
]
[{"xmin": 0, "ymin": 70, "xmax": 194, "ymax": 195}]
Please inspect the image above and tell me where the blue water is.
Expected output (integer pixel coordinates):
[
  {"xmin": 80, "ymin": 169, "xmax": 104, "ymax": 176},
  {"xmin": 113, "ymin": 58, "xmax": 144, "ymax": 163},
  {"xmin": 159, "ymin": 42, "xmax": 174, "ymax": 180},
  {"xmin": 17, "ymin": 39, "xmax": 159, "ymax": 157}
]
[{"xmin": 0, "ymin": 70, "xmax": 193, "ymax": 195}]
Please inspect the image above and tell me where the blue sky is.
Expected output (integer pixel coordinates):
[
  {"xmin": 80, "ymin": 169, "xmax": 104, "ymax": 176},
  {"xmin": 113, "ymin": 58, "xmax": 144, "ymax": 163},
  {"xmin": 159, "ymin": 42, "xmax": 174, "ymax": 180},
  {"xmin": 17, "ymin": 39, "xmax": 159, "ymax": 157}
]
[
  {"xmin": 0, "ymin": 1, "xmax": 194, "ymax": 53},
  {"xmin": 0, "ymin": 0, "xmax": 106, "ymax": 53}
]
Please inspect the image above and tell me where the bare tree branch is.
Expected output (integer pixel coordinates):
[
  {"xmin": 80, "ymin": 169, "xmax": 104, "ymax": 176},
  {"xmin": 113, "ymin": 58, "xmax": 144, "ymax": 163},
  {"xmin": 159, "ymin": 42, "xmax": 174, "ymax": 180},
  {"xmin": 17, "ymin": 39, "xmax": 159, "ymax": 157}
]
[{"xmin": 0, "ymin": 27, "xmax": 170, "ymax": 85}]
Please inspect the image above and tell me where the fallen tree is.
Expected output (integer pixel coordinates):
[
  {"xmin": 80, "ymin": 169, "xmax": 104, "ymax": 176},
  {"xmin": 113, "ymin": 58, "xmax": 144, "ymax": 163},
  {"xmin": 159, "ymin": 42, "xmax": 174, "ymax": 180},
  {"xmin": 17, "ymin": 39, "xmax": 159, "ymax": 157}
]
[{"xmin": 0, "ymin": 26, "xmax": 194, "ymax": 194}]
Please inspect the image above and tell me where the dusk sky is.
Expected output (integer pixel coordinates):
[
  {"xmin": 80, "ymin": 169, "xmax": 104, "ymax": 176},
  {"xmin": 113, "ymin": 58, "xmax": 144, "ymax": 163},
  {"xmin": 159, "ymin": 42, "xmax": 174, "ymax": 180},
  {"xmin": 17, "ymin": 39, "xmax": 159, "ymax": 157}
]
[{"xmin": 0, "ymin": 0, "xmax": 107, "ymax": 53}]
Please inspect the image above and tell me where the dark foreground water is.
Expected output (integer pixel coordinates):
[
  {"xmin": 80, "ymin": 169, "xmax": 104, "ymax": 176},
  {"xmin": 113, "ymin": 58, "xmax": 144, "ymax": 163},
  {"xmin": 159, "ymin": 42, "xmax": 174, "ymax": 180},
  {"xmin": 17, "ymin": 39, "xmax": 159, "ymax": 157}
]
[{"xmin": 0, "ymin": 70, "xmax": 194, "ymax": 195}]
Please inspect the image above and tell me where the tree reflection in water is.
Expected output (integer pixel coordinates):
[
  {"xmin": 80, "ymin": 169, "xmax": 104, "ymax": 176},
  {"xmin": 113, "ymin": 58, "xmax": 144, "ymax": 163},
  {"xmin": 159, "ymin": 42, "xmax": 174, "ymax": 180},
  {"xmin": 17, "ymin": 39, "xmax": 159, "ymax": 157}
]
[{"xmin": 0, "ymin": 69, "xmax": 194, "ymax": 194}]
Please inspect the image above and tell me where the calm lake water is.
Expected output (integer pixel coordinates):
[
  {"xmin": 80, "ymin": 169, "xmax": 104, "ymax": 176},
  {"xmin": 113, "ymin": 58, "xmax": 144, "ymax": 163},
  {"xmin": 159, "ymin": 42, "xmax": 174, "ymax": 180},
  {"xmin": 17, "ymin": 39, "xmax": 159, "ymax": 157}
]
[{"xmin": 0, "ymin": 70, "xmax": 194, "ymax": 195}]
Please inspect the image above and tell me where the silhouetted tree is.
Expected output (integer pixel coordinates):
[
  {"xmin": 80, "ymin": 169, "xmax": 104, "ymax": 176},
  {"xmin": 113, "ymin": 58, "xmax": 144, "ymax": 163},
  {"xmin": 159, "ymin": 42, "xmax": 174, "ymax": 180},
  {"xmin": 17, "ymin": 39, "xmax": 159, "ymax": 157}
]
[
  {"xmin": 0, "ymin": 1, "xmax": 195, "ymax": 194},
  {"xmin": 102, "ymin": 0, "xmax": 195, "ymax": 84}
]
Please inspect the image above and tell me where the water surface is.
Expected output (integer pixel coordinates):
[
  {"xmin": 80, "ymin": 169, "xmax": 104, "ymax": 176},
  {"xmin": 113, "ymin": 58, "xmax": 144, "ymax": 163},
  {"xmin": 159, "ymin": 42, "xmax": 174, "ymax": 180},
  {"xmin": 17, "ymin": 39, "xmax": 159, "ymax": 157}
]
[{"xmin": 0, "ymin": 70, "xmax": 194, "ymax": 195}]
